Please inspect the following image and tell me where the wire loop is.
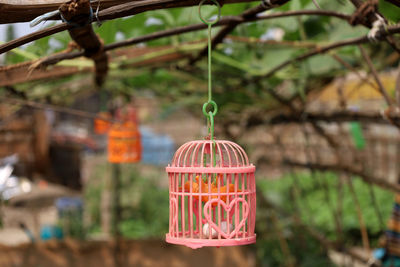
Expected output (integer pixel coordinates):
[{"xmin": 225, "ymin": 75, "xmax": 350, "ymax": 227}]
[
  {"xmin": 198, "ymin": 0, "xmax": 221, "ymax": 26},
  {"xmin": 202, "ymin": 100, "xmax": 218, "ymax": 117}
]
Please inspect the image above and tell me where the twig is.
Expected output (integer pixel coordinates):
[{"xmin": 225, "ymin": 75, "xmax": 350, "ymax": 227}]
[
  {"xmin": 188, "ymin": 0, "xmax": 291, "ymax": 65},
  {"xmin": 367, "ymin": 183, "xmax": 385, "ymax": 231},
  {"xmin": 396, "ymin": 62, "xmax": 400, "ymax": 106},
  {"xmin": 246, "ymin": 110, "xmax": 400, "ymax": 127},
  {"xmin": 0, "ymin": 0, "xmax": 259, "ymax": 24},
  {"xmin": 270, "ymin": 209, "xmax": 296, "ymax": 267},
  {"xmin": 256, "ymin": 79, "xmax": 299, "ymax": 113},
  {"xmin": 0, "ymin": 9, "xmax": 352, "ymax": 55},
  {"xmin": 312, "ymin": 0, "xmax": 321, "ymax": 9},
  {"xmin": 358, "ymin": 45, "xmax": 394, "ymax": 106},
  {"xmin": 275, "ymin": 130, "xmax": 317, "ymax": 226},
  {"xmin": 285, "ymin": 159, "xmax": 400, "ymax": 194},
  {"xmin": 0, "ymin": 24, "xmax": 69, "ymax": 55},
  {"xmin": 302, "ymin": 123, "xmax": 344, "ymax": 239},
  {"xmin": 346, "ymin": 177, "xmax": 371, "ymax": 252},
  {"xmin": 59, "ymin": 0, "xmax": 109, "ymax": 86},
  {"xmin": 254, "ymin": 24, "xmax": 400, "ymax": 81},
  {"xmin": 348, "ymin": 0, "xmax": 400, "ymax": 53},
  {"xmin": 330, "ymin": 53, "xmax": 378, "ymax": 90},
  {"xmin": 385, "ymin": 0, "xmax": 400, "ymax": 8}
]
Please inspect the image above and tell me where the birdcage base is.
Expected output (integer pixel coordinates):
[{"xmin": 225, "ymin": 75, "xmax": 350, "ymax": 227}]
[{"xmin": 166, "ymin": 234, "xmax": 256, "ymax": 249}]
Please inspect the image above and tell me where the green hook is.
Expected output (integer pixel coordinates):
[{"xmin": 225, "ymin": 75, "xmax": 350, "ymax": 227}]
[{"xmin": 198, "ymin": 0, "xmax": 221, "ymax": 26}]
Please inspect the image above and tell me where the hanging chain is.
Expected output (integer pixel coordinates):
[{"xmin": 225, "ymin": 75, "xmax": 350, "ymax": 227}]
[{"xmin": 199, "ymin": 0, "xmax": 221, "ymax": 168}]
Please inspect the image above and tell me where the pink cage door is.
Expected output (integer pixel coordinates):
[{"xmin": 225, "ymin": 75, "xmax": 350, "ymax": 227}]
[{"xmin": 166, "ymin": 140, "xmax": 256, "ymax": 249}]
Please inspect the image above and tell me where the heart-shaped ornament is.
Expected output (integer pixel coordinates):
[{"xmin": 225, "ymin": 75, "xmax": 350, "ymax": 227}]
[{"xmin": 203, "ymin": 198, "xmax": 249, "ymax": 239}]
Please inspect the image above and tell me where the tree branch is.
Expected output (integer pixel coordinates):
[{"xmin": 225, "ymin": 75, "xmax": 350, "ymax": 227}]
[
  {"xmin": 254, "ymin": 24, "xmax": 400, "ymax": 80},
  {"xmin": 188, "ymin": 0, "xmax": 291, "ymax": 65},
  {"xmin": 285, "ymin": 160, "xmax": 400, "ymax": 194},
  {"xmin": 0, "ymin": 9, "xmax": 352, "ymax": 55},
  {"xmin": 244, "ymin": 110, "xmax": 400, "ymax": 128},
  {"xmin": 0, "ymin": 0, "xmax": 258, "ymax": 24},
  {"xmin": 385, "ymin": 0, "xmax": 400, "ymax": 7},
  {"xmin": 58, "ymin": 0, "xmax": 108, "ymax": 86}
]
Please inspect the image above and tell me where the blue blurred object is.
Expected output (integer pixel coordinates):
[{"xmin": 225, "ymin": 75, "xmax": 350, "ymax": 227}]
[
  {"xmin": 140, "ymin": 127, "xmax": 175, "ymax": 166},
  {"xmin": 55, "ymin": 197, "xmax": 83, "ymax": 217},
  {"xmin": 40, "ymin": 225, "xmax": 63, "ymax": 241},
  {"xmin": 374, "ymin": 248, "xmax": 386, "ymax": 260}
]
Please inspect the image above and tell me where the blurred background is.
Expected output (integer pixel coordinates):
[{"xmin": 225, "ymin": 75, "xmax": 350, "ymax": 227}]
[{"xmin": 1, "ymin": 0, "xmax": 400, "ymax": 266}]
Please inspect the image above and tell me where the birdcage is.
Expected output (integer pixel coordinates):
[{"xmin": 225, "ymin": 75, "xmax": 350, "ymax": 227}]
[
  {"xmin": 166, "ymin": 139, "xmax": 256, "ymax": 249},
  {"xmin": 108, "ymin": 121, "xmax": 141, "ymax": 163}
]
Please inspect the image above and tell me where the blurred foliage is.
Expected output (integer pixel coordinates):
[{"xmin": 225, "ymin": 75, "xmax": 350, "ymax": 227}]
[
  {"xmin": 58, "ymin": 209, "xmax": 85, "ymax": 240},
  {"xmin": 255, "ymin": 172, "xmax": 394, "ymax": 266},
  {"xmin": 84, "ymin": 159, "xmax": 106, "ymax": 234},
  {"xmin": 255, "ymin": 226, "xmax": 336, "ymax": 267},
  {"xmin": 119, "ymin": 168, "xmax": 169, "ymax": 239},
  {"xmin": 258, "ymin": 172, "xmax": 394, "ymax": 244},
  {"xmin": 84, "ymin": 160, "xmax": 169, "ymax": 239}
]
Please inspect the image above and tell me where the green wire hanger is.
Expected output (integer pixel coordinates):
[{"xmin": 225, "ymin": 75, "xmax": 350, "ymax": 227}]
[{"xmin": 199, "ymin": 0, "xmax": 221, "ymax": 168}]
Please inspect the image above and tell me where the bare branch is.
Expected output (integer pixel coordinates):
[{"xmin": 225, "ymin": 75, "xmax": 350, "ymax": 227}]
[
  {"xmin": 0, "ymin": 0, "xmax": 259, "ymax": 24},
  {"xmin": 0, "ymin": 9, "xmax": 351, "ymax": 55},
  {"xmin": 59, "ymin": 0, "xmax": 108, "ymax": 86},
  {"xmin": 285, "ymin": 160, "xmax": 400, "ymax": 194},
  {"xmin": 330, "ymin": 53, "xmax": 378, "ymax": 90},
  {"xmin": 385, "ymin": 0, "xmax": 400, "ymax": 8},
  {"xmin": 396, "ymin": 63, "xmax": 400, "ymax": 106},
  {"xmin": 358, "ymin": 45, "xmax": 394, "ymax": 106},
  {"xmin": 254, "ymin": 24, "xmax": 400, "ymax": 81},
  {"xmin": 245, "ymin": 110, "xmax": 399, "ymax": 127},
  {"xmin": 188, "ymin": 0, "xmax": 291, "ymax": 65}
]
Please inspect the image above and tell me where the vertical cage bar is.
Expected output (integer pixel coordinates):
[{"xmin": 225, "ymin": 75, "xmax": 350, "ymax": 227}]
[
  {"xmin": 189, "ymin": 173, "xmax": 194, "ymax": 238},
  {"xmin": 234, "ymin": 172, "xmax": 239, "ymax": 239},
  {"xmin": 241, "ymin": 172, "xmax": 245, "ymax": 237},
  {"xmin": 181, "ymin": 173, "xmax": 185, "ymax": 238},
  {"xmin": 198, "ymin": 172, "xmax": 203, "ymax": 239},
  {"xmin": 169, "ymin": 173, "xmax": 173, "ymax": 235},
  {"xmin": 247, "ymin": 172, "xmax": 251, "ymax": 237},
  {"xmin": 174, "ymin": 173, "xmax": 179, "ymax": 237}
]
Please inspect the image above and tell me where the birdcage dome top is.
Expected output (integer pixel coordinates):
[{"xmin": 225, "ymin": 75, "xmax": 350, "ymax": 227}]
[{"xmin": 166, "ymin": 139, "xmax": 255, "ymax": 173}]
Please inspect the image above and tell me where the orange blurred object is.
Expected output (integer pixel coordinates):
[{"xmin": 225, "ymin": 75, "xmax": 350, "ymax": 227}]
[
  {"xmin": 108, "ymin": 121, "xmax": 141, "ymax": 163},
  {"xmin": 94, "ymin": 112, "xmax": 112, "ymax": 134},
  {"xmin": 183, "ymin": 176, "xmax": 240, "ymax": 205}
]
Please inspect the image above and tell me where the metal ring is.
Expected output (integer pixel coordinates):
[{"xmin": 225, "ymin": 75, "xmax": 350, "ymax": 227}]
[
  {"xmin": 198, "ymin": 0, "xmax": 221, "ymax": 26},
  {"xmin": 202, "ymin": 100, "xmax": 218, "ymax": 117}
]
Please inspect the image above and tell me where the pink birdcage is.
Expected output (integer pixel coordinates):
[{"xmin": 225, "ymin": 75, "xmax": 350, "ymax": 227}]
[{"xmin": 166, "ymin": 139, "xmax": 256, "ymax": 249}]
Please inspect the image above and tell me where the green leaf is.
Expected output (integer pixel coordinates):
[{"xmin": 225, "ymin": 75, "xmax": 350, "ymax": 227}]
[{"xmin": 379, "ymin": 0, "xmax": 400, "ymax": 23}]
